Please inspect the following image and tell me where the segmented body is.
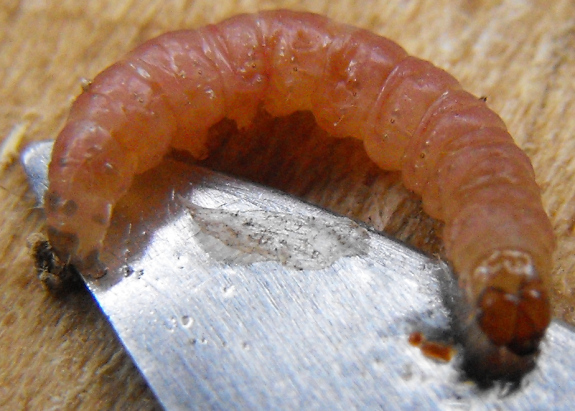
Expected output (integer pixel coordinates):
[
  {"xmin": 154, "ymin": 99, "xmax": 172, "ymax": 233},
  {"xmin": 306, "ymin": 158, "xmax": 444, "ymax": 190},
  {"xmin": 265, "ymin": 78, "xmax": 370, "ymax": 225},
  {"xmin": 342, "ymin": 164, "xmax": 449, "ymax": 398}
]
[{"xmin": 45, "ymin": 10, "xmax": 555, "ymax": 361}]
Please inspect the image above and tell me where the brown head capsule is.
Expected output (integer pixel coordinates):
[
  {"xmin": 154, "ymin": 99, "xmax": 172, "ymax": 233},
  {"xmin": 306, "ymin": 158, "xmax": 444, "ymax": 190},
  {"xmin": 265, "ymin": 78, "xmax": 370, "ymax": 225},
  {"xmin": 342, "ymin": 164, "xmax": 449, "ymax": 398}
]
[{"xmin": 473, "ymin": 250, "xmax": 551, "ymax": 356}]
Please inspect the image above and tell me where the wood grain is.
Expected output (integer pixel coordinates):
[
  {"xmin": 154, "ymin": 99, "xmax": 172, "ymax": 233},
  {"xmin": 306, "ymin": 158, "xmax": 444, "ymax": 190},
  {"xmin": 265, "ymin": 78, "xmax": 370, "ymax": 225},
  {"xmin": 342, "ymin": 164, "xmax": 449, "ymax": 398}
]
[{"xmin": 1, "ymin": 0, "xmax": 574, "ymax": 408}]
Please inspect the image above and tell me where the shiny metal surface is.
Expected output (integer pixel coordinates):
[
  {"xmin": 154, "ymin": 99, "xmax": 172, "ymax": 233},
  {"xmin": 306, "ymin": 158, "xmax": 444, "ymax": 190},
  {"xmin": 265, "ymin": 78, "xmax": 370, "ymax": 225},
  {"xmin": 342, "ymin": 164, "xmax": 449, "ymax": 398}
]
[{"xmin": 22, "ymin": 141, "xmax": 575, "ymax": 410}]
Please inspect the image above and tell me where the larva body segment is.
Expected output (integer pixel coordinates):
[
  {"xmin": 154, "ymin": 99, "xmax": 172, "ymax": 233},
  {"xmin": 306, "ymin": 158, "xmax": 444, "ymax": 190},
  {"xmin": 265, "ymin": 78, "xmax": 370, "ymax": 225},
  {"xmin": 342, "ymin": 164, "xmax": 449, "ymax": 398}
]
[{"xmin": 45, "ymin": 10, "xmax": 554, "ymax": 367}]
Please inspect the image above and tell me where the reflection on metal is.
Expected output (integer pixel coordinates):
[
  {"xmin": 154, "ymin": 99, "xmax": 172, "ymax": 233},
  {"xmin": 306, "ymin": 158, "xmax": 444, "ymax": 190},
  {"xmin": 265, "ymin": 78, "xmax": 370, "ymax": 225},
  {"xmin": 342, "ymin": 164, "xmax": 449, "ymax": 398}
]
[{"xmin": 22, "ymin": 141, "xmax": 575, "ymax": 410}]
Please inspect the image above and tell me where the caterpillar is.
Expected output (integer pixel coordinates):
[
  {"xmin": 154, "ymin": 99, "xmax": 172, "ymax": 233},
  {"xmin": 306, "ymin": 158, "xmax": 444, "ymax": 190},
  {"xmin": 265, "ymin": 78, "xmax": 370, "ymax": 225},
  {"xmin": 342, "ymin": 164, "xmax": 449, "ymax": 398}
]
[{"xmin": 44, "ymin": 10, "xmax": 554, "ymax": 372}]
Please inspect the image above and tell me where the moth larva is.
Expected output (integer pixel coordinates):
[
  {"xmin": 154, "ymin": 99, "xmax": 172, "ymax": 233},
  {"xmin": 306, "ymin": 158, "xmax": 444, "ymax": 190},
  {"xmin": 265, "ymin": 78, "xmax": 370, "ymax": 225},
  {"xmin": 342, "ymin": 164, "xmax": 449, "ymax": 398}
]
[{"xmin": 44, "ymin": 10, "xmax": 554, "ymax": 374}]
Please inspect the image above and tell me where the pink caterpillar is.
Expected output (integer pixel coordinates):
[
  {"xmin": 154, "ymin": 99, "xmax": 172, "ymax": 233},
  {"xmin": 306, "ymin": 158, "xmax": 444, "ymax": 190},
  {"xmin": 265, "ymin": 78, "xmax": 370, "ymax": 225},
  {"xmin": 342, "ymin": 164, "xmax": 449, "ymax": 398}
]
[{"xmin": 45, "ymin": 10, "xmax": 554, "ymax": 364}]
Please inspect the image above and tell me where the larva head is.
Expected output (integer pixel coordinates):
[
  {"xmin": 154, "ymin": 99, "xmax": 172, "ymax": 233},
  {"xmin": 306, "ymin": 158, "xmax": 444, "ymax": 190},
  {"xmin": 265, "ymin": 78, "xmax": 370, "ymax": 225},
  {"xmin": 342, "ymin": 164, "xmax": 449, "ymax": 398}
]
[{"xmin": 472, "ymin": 250, "xmax": 551, "ymax": 356}]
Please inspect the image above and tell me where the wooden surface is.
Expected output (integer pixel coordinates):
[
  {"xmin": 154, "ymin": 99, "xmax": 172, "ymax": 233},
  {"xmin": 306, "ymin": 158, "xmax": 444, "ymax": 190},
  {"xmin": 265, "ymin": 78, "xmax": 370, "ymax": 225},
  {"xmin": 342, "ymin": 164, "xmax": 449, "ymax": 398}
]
[{"xmin": 1, "ymin": 0, "xmax": 574, "ymax": 408}]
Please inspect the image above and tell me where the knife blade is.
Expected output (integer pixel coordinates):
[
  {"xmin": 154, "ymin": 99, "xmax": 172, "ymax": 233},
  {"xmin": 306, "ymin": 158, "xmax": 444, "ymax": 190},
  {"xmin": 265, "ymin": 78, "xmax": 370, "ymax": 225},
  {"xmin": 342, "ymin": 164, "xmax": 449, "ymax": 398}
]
[{"xmin": 21, "ymin": 140, "xmax": 575, "ymax": 410}]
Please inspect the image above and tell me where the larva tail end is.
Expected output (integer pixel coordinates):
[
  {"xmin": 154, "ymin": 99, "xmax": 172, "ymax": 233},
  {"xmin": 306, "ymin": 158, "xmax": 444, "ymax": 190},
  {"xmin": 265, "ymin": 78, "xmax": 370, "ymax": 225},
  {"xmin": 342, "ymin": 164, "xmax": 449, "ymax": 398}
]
[
  {"xmin": 46, "ymin": 226, "xmax": 79, "ymax": 261},
  {"xmin": 75, "ymin": 249, "xmax": 108, "ymax": 279},
  {"xmin": 46, "ymin": 226, "xmax": 107, "ymax": 279}
]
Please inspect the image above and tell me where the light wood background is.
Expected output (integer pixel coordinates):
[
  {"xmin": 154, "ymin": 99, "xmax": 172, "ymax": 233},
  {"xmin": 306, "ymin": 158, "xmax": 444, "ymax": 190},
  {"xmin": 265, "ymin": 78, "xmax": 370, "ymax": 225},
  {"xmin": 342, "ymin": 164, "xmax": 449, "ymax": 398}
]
[{"xmin": 1, "ymin": 0, "xmax": 574, "ymax": 408}]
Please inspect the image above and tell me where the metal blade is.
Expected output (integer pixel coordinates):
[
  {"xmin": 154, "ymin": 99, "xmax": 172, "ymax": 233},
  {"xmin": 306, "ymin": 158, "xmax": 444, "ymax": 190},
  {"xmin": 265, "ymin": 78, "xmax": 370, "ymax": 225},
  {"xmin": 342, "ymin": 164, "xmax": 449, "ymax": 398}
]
[{"xmin": 21, "ymin": 141, "xmax": 575, "ymax": 410}]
